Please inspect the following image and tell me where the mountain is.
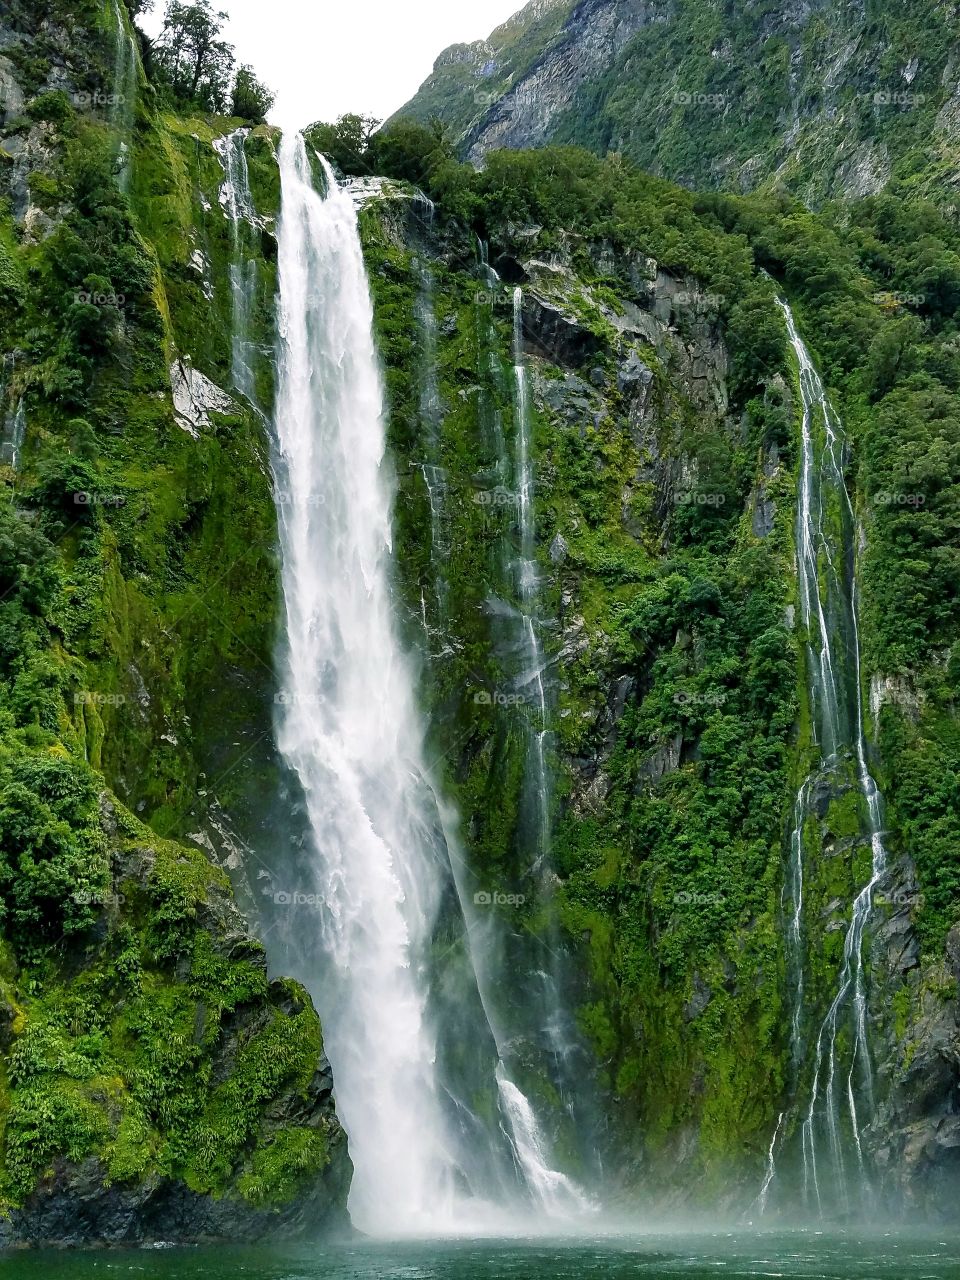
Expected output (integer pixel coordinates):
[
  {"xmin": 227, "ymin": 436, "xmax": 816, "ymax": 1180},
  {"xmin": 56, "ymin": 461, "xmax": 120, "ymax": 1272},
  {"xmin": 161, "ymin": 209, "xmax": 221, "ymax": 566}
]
[
  {"xmin": 1, "ymin": 0, "xmax": 959, "ymax": 1247},
  {"xmin": 395, "ymin": 0, "xmax": 960, "ymax": 203}
]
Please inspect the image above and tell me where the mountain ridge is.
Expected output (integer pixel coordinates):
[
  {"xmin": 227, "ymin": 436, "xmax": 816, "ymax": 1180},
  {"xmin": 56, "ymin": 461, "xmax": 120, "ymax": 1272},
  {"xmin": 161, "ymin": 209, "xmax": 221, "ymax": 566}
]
[{"xmin": 395, "ymin": 0, "xmax": 960, "ymax": 204}]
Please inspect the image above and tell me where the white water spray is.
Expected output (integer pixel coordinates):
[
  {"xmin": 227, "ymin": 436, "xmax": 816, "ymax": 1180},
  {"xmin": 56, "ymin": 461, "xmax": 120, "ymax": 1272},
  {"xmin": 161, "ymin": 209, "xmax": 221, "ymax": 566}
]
[
  {"xmin": 271, "ymin": 133, "xmax": 467, "ymax": 1232},
  {"xmin": 270, "ymin": 134, "xmax": 585, "ymax": 1234}
]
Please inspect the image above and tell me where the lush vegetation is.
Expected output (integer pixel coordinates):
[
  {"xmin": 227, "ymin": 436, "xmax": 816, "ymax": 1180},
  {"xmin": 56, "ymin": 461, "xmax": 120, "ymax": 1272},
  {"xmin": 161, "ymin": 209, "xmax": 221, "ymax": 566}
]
[
  {"xmin": 352, "ymin": 126, "xmax": 960, "ymax": 1188},
  {"xmin": 0, "ymin": 0, "xmax": 339, "ymax": 1224},
  {"xmin": 1, "ymin": 0, "xmax": 957, "ymax": 1224},
  {"xmin": 398, "ymin": 0, "xmax": 960, "ymax": 204},
  {"xmin": 149, "ymin": 0, "xmax": 274, "ymax": 120}
]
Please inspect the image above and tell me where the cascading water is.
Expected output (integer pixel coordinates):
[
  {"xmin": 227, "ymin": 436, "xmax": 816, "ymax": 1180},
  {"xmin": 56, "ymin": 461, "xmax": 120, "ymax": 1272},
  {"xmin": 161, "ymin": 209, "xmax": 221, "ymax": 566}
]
[
  {"xmin": 461, "ymin": 264, "xmax": 598, "ymax": 1206},
  {"xmin": 1, "ymin": 399, "xmax": 25, "ymax": 471},
  {"xmin": 109, "ymin": 0, "xmax": 137, "ymax": 193},
  {"xmin": 511, "ymin": 286, "xmax": 550, "ymax": 863},
  {"xmin": 213, "ymin": 128, "xmax": 261, "ymax": 406},
  {"xmin": 762, "ymin": 298, "xmax": 889, "ymax": 1217},
  {"xmin": 413, "ymin": 253, "xmax": 448, "ymax": 623},
  {"xmin": 269, "ymin": 133, "xmax": 583, "ymax": 1234}
]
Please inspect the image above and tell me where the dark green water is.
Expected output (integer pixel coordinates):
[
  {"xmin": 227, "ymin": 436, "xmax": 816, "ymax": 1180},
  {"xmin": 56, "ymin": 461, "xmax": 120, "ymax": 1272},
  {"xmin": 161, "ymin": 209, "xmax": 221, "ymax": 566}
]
[{"xmin": 3, "ymin": 1232, "xmax": 959, "ymax": 1280}]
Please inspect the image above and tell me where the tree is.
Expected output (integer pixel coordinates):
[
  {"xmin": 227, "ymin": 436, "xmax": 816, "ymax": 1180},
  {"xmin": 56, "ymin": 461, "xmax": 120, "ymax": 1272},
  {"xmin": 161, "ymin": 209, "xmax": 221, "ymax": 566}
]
[
  {"xmin": 231, "ymin": 64, "xmax": 274, "ymax": 123},
  {"xmin": 306, "ymin": 114, "xmax": 380, "ymax": 174},
  {"xmin": 153, "ymin": 0, "xmax": 234, "ymax": 113},
  {"xmin": 367, "ymin": 117, "xmax": 455, "ymax": 187}
]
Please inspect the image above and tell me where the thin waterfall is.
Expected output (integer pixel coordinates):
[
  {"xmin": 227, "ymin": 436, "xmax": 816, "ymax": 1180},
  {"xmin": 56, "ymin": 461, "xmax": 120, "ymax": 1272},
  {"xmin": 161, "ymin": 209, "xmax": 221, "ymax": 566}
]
[
  {"xmin": 763, "ymin": 298, "xmax": 888, "ymax": 1216},
  {"xmin": 1, "ymin": 399, "xmax": 25, "ymax": 471},
  {"xmin": 511, "ymin": 286, "xmax": 550, "ymax": 863},
  {"xmin": 213, "ymin": 128, "xmax": 261, "ymax": 406},
  {"xmin": 109, "ymin": 0, "xmax": 137, "ymax": 193},
  {"xmin": 413, "ymin": 256, "xmax": 448, "ymax": 624},
  {"xmin": 269, "ymin": 133, "xmax": 583, "ymax": 1233}
]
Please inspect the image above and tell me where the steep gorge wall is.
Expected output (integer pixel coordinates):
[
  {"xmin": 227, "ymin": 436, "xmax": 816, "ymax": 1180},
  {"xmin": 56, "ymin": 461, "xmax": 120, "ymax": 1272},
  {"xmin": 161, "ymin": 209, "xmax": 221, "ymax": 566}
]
[
  {"xmin": 0, "ymin": 0, "xmax": 957, "ymax": 1238},
  {"xmin": 0, "ymin": 0, "xmax": 349, "ymax": 1243},
  {"xmin": 357, "ymin": 181, "xmax": 960, "ymax": 1215}
]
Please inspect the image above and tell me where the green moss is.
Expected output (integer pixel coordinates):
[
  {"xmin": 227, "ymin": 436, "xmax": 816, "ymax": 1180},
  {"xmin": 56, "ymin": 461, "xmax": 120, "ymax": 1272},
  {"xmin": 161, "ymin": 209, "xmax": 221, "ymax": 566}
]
[{"xmin": 237, "ymin": 1126, "xmax": 332, "ymax": 1207}]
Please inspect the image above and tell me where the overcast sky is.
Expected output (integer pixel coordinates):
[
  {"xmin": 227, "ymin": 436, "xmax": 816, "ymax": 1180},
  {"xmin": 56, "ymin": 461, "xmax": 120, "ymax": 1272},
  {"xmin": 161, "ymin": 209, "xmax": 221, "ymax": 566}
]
[{"xmin": 140, "ymin": 0, "xmax": 523, "ymax": 127}]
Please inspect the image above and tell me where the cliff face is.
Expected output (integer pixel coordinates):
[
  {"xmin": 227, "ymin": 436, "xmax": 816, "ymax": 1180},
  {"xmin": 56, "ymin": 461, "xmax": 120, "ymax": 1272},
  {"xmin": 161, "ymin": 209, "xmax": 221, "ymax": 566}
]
[
  {"xmin": 0, "ymin": 0, "xmax": 349, "ymax": 1242},
  {"xmin": 1, "ymin": 0, "xmax": 958, "ymax": 1239},
  {"xmin": 354, "ymin": 170, "xmax": 960, "ymax": 1215},
  {"xmin": 397, "ymin": 0, "xmax": 960, "ymax": 203}
]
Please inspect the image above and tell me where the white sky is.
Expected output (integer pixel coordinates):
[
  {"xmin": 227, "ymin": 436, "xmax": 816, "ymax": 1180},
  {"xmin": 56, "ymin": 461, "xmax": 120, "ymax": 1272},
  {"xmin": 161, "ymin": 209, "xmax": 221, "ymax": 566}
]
[{"xmin": 140, "ymin": 0, "xmax": 523, "ymax": 127}]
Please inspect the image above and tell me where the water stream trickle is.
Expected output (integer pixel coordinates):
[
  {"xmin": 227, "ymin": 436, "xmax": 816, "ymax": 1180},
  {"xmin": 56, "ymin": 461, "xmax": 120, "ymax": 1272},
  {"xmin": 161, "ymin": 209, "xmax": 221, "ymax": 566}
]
[
  {"xmin": 764, "ymin": 298, "xmax": 889, "ymax": 1217},
  {"xmin": 2, "ymin": 399, "xmax": 26, "ymax": 471},
  {"xmin": 109, "ymin": 0, "xmax": 137, "ymax": 193},
  {"xmin": 511, "ymin": 286, "xmax": 550, "ymax": 865},
  {"xmin": 213, "ymin": 128, "xmax": 261, "ymax": 407}
]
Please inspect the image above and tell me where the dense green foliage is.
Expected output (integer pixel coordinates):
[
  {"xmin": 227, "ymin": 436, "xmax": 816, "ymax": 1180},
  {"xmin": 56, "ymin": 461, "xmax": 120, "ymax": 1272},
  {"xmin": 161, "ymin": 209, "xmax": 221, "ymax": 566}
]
[
  {"xmin": 1, "ymin": 0, "xmax": 957, "ymax": 1222},
  {"xmin": 0, "ymin": 0, "xmax": 338, "ymax": 1221},
  {"xmin": 356, "ymin": 124, "xmax": 960, "ymax": 1189}
]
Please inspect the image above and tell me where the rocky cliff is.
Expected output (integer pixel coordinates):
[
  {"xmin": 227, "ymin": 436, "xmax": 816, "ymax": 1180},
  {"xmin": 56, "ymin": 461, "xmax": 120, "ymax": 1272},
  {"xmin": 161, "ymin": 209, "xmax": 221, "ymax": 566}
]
[
  {"xmin": 0, "ymin": 0, "xmax": 350, "ymax": 1242},
  {"xmin": 396, "ymin": 0, "xmax": 960, "ymax": 203},
  {"xmin": 0, "ymin": 0, "xmax": 958, "ymax": 1238},
  {"xmin": 348, "ymin": 151, "xmax": 960, "ymax": 1214}
]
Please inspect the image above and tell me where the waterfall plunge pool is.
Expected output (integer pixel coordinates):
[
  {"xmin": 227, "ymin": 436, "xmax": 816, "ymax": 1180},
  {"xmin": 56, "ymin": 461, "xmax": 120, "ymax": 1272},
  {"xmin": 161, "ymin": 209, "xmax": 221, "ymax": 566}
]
[{"xmin": 4, "ymin": 1229, "xmax": 959, "ymax": 1278}]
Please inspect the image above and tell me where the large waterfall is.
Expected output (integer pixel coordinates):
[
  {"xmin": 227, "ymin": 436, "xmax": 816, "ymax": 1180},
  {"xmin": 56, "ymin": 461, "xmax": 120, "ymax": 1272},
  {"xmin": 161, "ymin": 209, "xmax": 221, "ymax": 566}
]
[
  {"xmin": 764, "ymin": 299, "xmax": 889, "ymax": 1217},
  {"xmin": 268, "ymin": 133, "xmax": 580, "ymax": 1234}
]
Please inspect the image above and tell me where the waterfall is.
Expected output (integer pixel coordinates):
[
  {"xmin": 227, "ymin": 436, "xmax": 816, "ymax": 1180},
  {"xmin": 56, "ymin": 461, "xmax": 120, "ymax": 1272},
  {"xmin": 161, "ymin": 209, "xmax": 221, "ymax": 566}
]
[
  {"xmin": 213, "ymin": 128, "xmax": 260, "ymax": 406},
  {"xmin": 413, "ymin": 256, "xmax": 448, "ymax": 624},
  {"xmin": 511, "ymin": 287, "xmax": 550, "ymax": 863},
  {"xmin": 1, "ymin": 399, "xmax": 25, "ymax": 471},
  {"xmin": 109, "ymin": 0, "xmax": 137, "ymax": 193},
  {"xmin": 764, "ymin": 298, "xmax": 888, "ymax": 1216},
  {"xmin": 269, "ymin": 133, "xmax": 584, "ymax": 1234}
]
